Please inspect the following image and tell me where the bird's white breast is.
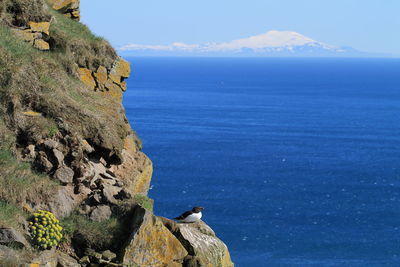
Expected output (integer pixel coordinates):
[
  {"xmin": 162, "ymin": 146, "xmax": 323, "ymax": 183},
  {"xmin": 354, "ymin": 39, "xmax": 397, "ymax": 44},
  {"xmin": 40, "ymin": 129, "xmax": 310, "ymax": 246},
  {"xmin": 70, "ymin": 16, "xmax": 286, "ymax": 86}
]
[{"xmin": 181, "ymin": 212, "xmax": 202, "ymax": 223}]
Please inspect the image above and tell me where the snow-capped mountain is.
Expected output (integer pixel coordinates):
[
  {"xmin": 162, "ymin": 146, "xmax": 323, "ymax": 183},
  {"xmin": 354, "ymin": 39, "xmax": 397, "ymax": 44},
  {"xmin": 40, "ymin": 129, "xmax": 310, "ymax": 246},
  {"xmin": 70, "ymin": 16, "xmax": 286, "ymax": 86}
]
[{"xmin": 119, "ymin": 31, "xmax": 366, "ymax": 57}]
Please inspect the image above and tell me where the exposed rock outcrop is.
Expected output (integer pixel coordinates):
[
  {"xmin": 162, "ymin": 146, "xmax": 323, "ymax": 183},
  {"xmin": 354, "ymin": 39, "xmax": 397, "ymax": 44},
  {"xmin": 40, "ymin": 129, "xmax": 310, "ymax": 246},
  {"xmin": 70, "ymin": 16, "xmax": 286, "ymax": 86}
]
[
  {"xmin": 47, "ymin": 0, "xmax": 80, "ymax": 21},
  {"xmin": 122, "ymin": 206, "xmax": 188, "ymax": 267},
  {"xmin": 0, "ymin": 228, "xmax": 29, "ymax": 249},
  {"xmin": 160, "ymin": 218, "xmax": 234, "ymax": 267}
]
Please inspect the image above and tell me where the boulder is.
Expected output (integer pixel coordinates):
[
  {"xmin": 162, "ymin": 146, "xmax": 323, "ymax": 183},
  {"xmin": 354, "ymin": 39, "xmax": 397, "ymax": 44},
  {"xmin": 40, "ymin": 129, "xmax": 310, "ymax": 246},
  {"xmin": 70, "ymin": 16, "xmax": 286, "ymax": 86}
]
[
  {"xmin": 101, "ymin": 184, "xmax": 120, "ymax": 204},
  {"xmin": 44, "ymin": 139, "xmax": 59, "ymax": 149},
  {"xmin": 121, "ymin": 206, "xmax": 188, "ymax": 267},
  {"xmin": 33, "ymin": 39, "xmax": 50, "ymax": 51},
  {"xmin": 110, "ymin": 58, "xmax": 130, "ymax": 78},
  {"xmin": 94, "ymin": 65, "xmax": 108, "ymax": 85},
  {"xmin": 78, "ymin": 68, "xmax": 96, "ymax": 89},
  {"xmin": 0, "ymin": 228, "xmax": 29, "ymax": 249},
  {"xmin": 28, "ymin": 21, "xmax": 50, "ymax": 35},
  {"xmin": 32, "ymin": 250, "xmax": 80, "ymax": 267},
  {"xmin": 52, "ymin": 148, "xmax": 64, "ymax": 167},
  {"xmin": 26, "ymin": 144, "xmax": 36, "ymax": 159},
  {"xmin": 103, "ymin": 79, "xmax": 123, "ymax": 101},
  {"xmin": 12, "ymin": 29, "xmax": 38, "ymax": 43},
  {"xmin": 48, "ymin": 0, "xmax": 80, "ymax": 11},
  {"xmin": 168, "ymin": 220, "xmax": 234, "ymax": 267},
  {"xmin": 90, "ymin": 205, "xmax": 112, "ymax": 222},
  {"xmin": 110, "ymin": 150, "xmax": 153, "ymax": 196},
  {"xmin": 82, "ymin": 139, "xmax": 95, "ymax": 153},
  {"xmin": 102, "ymin": 250, "xmax": 117, "ymax": 261},
  {"xmin": 35, "ymin": 151, "xmax": 53, "ymax": 173},
  {"xmin": 57, "ymin": 251, "xmax": 81, "ymax": 267},
  {"xmin": 45, "ymin": 185, "xmax": 90, "ymax": 218},
  {"xmin": 54, "ymin": 166, "xmax": 74, "ymax": 184}
]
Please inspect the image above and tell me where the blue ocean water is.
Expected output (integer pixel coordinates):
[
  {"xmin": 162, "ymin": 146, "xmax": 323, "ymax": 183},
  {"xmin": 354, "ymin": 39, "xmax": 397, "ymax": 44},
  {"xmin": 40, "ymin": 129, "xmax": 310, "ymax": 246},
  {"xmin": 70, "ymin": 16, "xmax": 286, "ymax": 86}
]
[{"xmin": 123, "ymin": 58, "xmax": 400, "ymax": 267}]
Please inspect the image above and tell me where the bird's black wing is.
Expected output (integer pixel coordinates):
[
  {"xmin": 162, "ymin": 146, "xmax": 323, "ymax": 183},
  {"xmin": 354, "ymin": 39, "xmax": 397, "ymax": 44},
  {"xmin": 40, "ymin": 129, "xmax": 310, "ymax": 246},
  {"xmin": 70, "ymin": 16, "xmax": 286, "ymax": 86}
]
[{"xmin": 174, "ymin": 210, "xmax": 192, "ymax": 220}]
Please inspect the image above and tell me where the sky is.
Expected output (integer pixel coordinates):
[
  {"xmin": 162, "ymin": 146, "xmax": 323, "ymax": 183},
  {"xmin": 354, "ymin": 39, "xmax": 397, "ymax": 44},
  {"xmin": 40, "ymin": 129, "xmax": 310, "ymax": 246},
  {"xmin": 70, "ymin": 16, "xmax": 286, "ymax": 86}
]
[{"xmin": 81, "ymin": 0, "xmax": 400, "ymax": 55}]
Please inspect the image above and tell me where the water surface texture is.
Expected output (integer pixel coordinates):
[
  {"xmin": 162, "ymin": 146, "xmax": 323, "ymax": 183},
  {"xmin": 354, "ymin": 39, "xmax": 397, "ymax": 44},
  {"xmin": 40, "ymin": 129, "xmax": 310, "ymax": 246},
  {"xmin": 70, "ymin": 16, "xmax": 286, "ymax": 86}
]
[{"xmin": 123, "ymin": 58, "xmax": 400, "ymax": 266}]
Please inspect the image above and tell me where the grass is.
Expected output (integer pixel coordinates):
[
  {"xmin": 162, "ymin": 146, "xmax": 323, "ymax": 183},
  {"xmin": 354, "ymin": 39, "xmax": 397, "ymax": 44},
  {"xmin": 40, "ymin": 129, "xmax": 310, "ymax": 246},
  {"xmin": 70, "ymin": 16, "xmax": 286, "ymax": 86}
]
[
  {"xmin": 133, "ymin": 194, "xmax": 154, "ymax": 212},
  {"xmin": 0, "ymin": 120, "xmax": 58, "ymax": 207},
  {"xmin": 0, "ymin": 258, "xmax": 23, "ymax": 267},
  {"xmin": 0, "ymin": 201, "xmax": 26, "ymax": 230},
  {"xmin": 61, "ymin": 211, "xmax": 124, "ymax": 251}
]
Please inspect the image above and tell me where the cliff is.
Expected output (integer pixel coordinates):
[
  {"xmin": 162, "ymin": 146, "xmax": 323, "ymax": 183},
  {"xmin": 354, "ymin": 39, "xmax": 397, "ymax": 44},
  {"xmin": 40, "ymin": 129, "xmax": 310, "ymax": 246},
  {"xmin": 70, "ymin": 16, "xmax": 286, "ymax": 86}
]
[{"xmin": 0, "ymin": 0, "xmax": 233, "ymax": 266}]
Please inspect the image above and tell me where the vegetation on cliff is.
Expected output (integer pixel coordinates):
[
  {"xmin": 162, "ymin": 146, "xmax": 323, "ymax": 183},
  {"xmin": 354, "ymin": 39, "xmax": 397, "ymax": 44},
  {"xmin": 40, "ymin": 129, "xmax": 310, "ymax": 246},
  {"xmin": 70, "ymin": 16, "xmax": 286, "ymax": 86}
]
[{"xmin": 0, "ymin": 0, "xmax": 233, "ymax": 266}]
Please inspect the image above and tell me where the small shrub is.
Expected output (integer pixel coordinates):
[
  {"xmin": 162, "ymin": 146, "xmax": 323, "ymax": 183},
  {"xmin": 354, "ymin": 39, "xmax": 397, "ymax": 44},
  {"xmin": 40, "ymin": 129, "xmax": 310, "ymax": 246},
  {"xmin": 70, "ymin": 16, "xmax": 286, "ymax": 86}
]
[{"xmin": 28, "ymin": 210, "xmax": 63, "ymax": 250}]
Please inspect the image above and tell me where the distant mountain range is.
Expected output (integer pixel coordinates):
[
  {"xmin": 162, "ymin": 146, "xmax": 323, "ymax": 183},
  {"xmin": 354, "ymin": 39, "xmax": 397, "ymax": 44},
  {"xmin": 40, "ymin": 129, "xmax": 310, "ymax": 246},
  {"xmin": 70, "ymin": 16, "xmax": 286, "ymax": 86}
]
[{"xmin": 119, "ymin": 31, "xmax": 391, "ymax": 57}]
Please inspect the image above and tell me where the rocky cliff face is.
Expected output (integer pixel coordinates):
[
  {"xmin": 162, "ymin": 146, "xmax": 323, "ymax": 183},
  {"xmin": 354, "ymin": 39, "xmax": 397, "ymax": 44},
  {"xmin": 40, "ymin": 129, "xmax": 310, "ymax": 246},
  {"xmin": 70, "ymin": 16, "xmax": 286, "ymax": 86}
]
[{"xmin": 0, "ymin": 0, "xmax": 233, "ymax": 266}]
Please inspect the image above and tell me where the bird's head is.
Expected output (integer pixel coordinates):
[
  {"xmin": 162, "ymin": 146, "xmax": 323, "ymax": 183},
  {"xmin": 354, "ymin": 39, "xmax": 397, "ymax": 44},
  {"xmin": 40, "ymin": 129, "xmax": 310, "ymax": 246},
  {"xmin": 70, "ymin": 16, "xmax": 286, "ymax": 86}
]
[{"xmin": 192, "ymin": 206, "xmax": 204, "ymax": 213}]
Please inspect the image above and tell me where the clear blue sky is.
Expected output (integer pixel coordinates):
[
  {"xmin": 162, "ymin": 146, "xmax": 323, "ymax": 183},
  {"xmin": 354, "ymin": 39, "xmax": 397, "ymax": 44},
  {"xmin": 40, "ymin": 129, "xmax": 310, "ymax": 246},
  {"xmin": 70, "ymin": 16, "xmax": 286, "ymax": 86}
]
[{"xmin": 81, "ymin": 0, "xmax": 400, "ymax": 54}]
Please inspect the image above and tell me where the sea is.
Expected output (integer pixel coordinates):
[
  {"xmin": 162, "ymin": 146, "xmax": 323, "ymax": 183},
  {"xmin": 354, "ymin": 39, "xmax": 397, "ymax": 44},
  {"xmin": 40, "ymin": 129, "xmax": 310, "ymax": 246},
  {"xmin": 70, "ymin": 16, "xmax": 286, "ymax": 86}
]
[{"xmin": 123, "ymin": 57, "xmax": 400, "ymax": 267}]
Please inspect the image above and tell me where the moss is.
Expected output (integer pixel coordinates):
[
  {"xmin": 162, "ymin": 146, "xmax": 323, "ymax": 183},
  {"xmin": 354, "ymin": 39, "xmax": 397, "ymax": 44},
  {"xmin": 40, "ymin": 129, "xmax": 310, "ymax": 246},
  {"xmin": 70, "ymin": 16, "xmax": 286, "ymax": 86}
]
[{"xmin": 133, "ymin": 194, "xmax": 154, "ymax": 212}]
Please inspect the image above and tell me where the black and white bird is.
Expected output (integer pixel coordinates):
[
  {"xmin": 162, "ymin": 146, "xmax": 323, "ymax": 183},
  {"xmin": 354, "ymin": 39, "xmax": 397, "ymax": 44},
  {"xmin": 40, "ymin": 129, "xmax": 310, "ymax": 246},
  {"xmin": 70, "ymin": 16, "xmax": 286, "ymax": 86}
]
[{"xmin": 174, "ymin": 206, "xmax": 204, "ymax": 223}]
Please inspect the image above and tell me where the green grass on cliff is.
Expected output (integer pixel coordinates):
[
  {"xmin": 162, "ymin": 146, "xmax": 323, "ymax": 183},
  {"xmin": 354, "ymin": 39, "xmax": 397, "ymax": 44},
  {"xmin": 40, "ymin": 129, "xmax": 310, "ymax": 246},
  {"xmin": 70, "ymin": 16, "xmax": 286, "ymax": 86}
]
[
  {"xmin": 61, "ymin": 212, "xmax": 124, "ymax": 251},
  {"xmin": 133, "ymin": 194, "xmax": 154, "ymax": 212},
  {"xmin": 0, "ymin": 120, "xmax": 58, "ymax": 207},
  {"xmin": 0, "ymin": 201, "xmax": 25, "ymax": 230}
]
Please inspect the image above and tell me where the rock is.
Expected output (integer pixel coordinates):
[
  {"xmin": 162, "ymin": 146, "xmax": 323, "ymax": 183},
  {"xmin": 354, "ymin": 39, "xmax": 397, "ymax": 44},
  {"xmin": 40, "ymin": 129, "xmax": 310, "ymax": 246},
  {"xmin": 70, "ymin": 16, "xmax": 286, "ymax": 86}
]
[
  {"xmin": 57, "ymin": 252, "xmax": 81, "ymax": 267},
  {"xmin": 27, "ymin": 144, "xmax": 36, "ymax": 159},
  {"xmin": 89, "ymin": 191, "xmax": 102, "ymax": 205},
  {"xmin": 121, "ymin": 206, "xmax": 188, "ymax": 267},
  {"xmin": 158, "ymin": 217, "xmax": 178, "ymax": 233},
  {"xmin": 33, "ymin": 39, "xmax": 50, "ymax": 51},
  {"xmin": 52, "ymin": 148, "xmax": 64, "ymax": 167},
  {"xmin": 78, "ymin": 68, "xmax": 96, "ymax": 89},
  {"xmin": 119, "ymin": 80, "xmax": 127, "ymax": 91},
  {"xmin": 102, "ymin": 184, "xmax": 120, "ymax": 204},
  {"xmin": 110, "ymin": 58, "xmax": 131, "ymax": 78},
  {"xmin": 108, "ymin": 73, "xmax": 121, "ymax": 85},
  {"xmin": 173, "ymin": 221, "xmax": 234, "ymax": 267},
  {"xmin": 79, "ymin": 255, "xmax": 90, "ymax": 265},
  {"xmin": 82, "ymin": 139, "xmax": 95, "ymax": 153},
  {"xmin": 102, "ymin": 250, "xmax": 117, "ymax": 261},
  {"xmin": 79, "ymin": 204, "xmax": 92, "ymax": 215},
  {"xmin": 46, "ymin": 185, "xmax": 90, "ymax": 218},
  {"xmin": 110, "ymin": 150, "xmax": 153, "ymax": 195},
  {"xmin": 183, "ymin": 255, "xmax": 203, "ymax": 267},
  {"xmin": 44, "ymin": 139, "xmax": 59, "ymax": 149},
  {"xmin": 54, "ymin": 166, "xmax": 74, "ymax": 184},
  {"xmin": 35, "ymin": 151, "xmax": 53, "ymax": 173},
  {"xmin": 48, "ymin": 0, "xmax": 79, "ymax": 11},
  {"xmin": 91, "ymin": 251, "xmax": 103, "ymax": 263},
  {"xmin": 103, "ymin": 79, "xmax": 123, "ymax": 101},
  {"xmin": 94, "ymin": 66, "xmax": 108, "ymax": 85},
  {"xmin": 90, "ymin": 205, "xmax": 112, "ymax": 222},
  {"xmin": 28, "ymin": 21, "xmax": 50, "ymax": 35},
  {"xmin": 12, "ymin": 29, "xmax": 37, "ymax": 43},
  {"xmin": 32, "ymin": 250, "xmax": 79, "ymax": 267},
  {"xmin": 22, "ymin": 110, "xmax": 42, "ymax": 117},
  {"xmin": 90, "ymin": 161, "xmax": 107, "ymax": 176},
  {"xmin": 0, "ymin": 228, "xmax": 29, "ymax": 249}
]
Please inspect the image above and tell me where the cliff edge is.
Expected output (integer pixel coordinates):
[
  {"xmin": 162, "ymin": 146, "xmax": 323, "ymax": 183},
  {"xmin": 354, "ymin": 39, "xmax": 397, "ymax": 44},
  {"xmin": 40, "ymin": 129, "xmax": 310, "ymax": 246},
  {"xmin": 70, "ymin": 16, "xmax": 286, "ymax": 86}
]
[{"xmin": 0, "ymin": 0, "xmax": 233, "ymax": 266}]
